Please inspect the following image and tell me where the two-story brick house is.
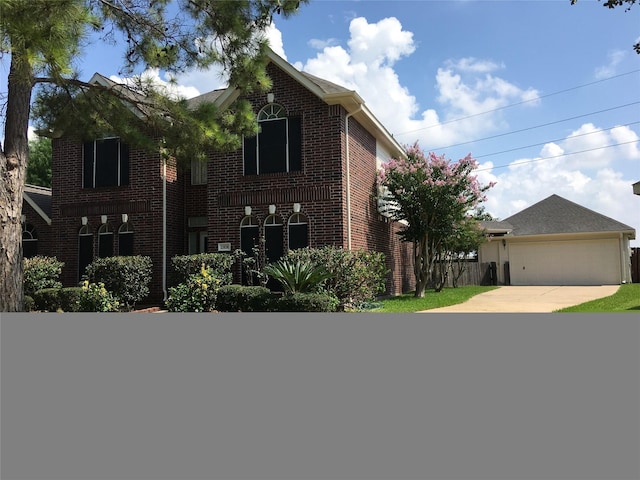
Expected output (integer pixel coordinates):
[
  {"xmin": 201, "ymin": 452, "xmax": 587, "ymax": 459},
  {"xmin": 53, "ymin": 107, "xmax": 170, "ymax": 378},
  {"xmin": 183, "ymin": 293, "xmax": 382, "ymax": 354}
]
[{"xmin": 50, "ymin": 49, "xmax": 415, "ymax": 303}]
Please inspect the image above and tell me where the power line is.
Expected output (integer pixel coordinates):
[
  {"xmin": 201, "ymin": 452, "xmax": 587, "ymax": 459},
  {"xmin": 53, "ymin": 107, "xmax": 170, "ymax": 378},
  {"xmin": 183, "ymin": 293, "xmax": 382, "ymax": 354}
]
[
  {"xmin": 474, "ymin": 120, "xmax": 640, "ymax": 160},
  {"xmin": 395, "ymin": 69, "xmax": 640, "ymax": 137},
  {"xmin": 425, "ymin": 101, "xmax": 640, "ymax": 152},
  {"xmin": 474, "ymin": 139, "xmax": 640, "ymax": 172}
]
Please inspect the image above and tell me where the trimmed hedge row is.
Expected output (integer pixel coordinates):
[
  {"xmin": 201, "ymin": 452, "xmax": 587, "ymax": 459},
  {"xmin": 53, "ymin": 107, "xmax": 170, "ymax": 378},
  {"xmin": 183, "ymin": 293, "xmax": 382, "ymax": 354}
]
[{"xmin": 214, "ymin": 285, "xmax": 337, "ymax": 313}]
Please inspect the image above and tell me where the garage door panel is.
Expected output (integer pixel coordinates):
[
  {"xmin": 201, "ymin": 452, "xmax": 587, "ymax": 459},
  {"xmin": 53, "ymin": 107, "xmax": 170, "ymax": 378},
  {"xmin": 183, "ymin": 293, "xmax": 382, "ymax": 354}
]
[{"xmin": 509, "ymin": 239, "xmax": 620, "ymax": 285}]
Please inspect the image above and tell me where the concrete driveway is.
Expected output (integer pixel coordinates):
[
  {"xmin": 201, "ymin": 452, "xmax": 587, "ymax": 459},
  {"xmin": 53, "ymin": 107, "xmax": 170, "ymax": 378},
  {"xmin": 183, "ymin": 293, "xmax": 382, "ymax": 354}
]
[{"xmin": 421, "ymin": 285, "xmax": 620, "ymax": 313}]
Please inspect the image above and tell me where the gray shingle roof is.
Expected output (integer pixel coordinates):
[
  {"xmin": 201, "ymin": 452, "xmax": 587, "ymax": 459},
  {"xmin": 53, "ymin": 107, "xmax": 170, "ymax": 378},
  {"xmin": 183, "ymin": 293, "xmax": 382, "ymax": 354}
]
[
  {"xmin": 299, "ymin": 71, "xmax": 351, "ymax": 95},
  {"xmin": 503, "ymin": 194, "xmax": 635, "ymax": 236},
  {"xmin": 23, "ymin": 184, "xmax": 52, "ymax": 219},
  {"xmin": 186, "ymin": 89, "xmax": 225, "ymax": 109}
]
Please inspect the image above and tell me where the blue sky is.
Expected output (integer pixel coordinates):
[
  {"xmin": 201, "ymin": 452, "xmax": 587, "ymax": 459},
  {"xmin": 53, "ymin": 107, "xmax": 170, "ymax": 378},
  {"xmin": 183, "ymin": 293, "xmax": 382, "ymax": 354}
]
[{"xmin": 9, "ymin": 0, "xmax": 640, "ymax": 243}]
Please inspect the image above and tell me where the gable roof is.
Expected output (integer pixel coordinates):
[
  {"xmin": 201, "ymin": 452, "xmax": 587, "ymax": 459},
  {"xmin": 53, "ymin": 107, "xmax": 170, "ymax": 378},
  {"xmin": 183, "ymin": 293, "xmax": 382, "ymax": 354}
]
[
  {"xmin": 23, "ymin": 184, "xmax": 52, "ymax": 225},
  {"xmin": 503, "ymin": 194, "xmax": 635, "ymax": 239},
  {"xmin": 194, "ymin": 48, "xmax": 406, "ymax": 159}
]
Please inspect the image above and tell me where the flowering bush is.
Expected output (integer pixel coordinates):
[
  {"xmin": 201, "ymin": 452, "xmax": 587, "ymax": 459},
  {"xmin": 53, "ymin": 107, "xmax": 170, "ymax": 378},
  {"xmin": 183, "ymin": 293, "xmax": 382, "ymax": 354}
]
[
  {"xmin": 78, "ymin": 281, "xmax": 120, "ymax": 312},
  {"xmin": 166, "ymin": 264, "xmax": 221, "ymax": 312}
]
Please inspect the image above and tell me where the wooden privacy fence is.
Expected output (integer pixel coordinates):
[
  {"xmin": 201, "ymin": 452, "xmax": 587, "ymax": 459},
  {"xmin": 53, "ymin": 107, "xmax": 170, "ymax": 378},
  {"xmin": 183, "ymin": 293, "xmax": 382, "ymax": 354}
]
[
  {"xmin": 632, "ymin": 248, "xmax": 640, "ymax": 284},
  {"xmin": 429, "ymin": 261, "xmax": 494, "ymax": 288}
]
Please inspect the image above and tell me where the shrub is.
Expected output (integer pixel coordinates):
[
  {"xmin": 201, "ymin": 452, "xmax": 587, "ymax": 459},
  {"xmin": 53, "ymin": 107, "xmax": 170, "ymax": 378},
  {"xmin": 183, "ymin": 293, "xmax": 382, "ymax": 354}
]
[
  {"xmin": 23, "ymin": 256, "xmax": 64, "ymax": 297},
  {"xmin": 216, "ymin": 285, "xmax": 274, "ymax": 312},
  {"xmin": 78, "ymin": 281, "xmax": 120, "ymax": 312},
  {"xmin": 85, "ymin": 256, "xmax": 152, "ymax": 310},
  {"xmin": 166, "ymin": 265, "xmax": 221, "ymax": 312},
  {"xmin": 170, "ymin": 253, "xmax": 235, "ymax": 286},
  {"xmin": 58, "ymin": 287, "xmax": 84, "ymax": 312},
  {"xmin": 283, "ymin": 247, "xmax": 389, "ymax": 310},
  {"xmin": 263, "ymin": 259, "xmax": 332, "ymax": 294},
  {"xmin": 276, "ymin": 292, "xmax": 339, "ymax": 312},
  {"xmin": 33, "ymin": 288, "xmax": 61, "ymax": 312},
  {"xmin": 23, "ymin": 295, "xmax": 35, "ymax": 312}
]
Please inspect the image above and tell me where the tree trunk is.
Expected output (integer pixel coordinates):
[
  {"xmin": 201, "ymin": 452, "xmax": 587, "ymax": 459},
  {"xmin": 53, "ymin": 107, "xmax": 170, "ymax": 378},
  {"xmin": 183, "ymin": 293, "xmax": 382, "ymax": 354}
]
[
  {"xmin": 413, "ymin": 237, "xmax": 429, "ymax": 297},
  {"xmin": 0, "ymin": 48, "xmax": 34, "ymax": 312}
]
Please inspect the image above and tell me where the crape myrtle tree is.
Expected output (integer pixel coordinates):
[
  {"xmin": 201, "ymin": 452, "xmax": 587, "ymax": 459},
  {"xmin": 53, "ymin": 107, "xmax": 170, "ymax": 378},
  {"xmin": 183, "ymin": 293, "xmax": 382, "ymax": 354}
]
[
  {"xmin": 0, "ymin": 0, "xmax": 307, "ymax": 312},
  {"xmin": 378, "ymin": 142, "xmax": 495, "ymax": 297}
]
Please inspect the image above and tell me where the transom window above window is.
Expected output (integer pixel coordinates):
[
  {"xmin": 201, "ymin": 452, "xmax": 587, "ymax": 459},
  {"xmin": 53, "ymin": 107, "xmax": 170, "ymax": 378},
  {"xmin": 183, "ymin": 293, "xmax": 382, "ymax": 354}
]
[
  {"xmin": 258, "ymin": 104, "xmax": 286, "ymax": 121},
  {"xmin": 244, "ymin": 104, "xmax": 302, "ymax": 175}
]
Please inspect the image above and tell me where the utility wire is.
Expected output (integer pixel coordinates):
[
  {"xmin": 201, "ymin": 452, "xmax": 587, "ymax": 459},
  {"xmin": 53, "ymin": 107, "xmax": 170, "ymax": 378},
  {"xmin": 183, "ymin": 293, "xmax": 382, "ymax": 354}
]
[
  {"xmin": 474, "ymin": 139, "xmax": 640, "ymax": 172},
  {"xmin": 474, "ymin": 120, "xmax": 640, "ymax": 160},
  {"xmin": 395, "ymin": 68, "xmax": 640, "ymax": 136},
  {"xmin": 425, "ymin": 101, "xmax": 640, "ymax": 152}
]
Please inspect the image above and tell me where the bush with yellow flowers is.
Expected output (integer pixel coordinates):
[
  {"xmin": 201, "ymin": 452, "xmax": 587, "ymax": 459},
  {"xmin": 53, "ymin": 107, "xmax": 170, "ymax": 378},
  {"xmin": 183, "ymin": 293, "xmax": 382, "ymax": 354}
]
[
  {"xmin": 166, "ymin": 264, "xmax": 222, "ymax": 312},
  {"xmin": 78, "ymin": 281, "xmax": 121, "ymax": 312}
]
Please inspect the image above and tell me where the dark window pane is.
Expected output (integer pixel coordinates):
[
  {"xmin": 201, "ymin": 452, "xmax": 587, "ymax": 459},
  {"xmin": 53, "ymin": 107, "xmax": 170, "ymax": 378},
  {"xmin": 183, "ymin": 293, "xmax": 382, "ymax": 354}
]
[
  {"xmin": 23, "ymin": 240, "xmax": 38, "ymax": 258},
  {"xmin": 288, "ymin": 116, "xmax": 302, "ymax": 172},
  {"xmin": 119, "ymin": 232, "xmax": 134, "ymax": 256},
  {"xmin": 120, "ymin": 142, "xmax": 129, "ymax": 186},
  {"xmin": 79, "ymin": 235, "xmax": 93, "ymax": 280},
  {"xmin": 265, "ymin": 225, "xmax": 283, "ymax": 263},
  {"xmin": 95, "ymin": 138, "xmax": 119, "ymax": 187},
  {"xmin": 259, "ymin": 120, "xmax": 287, "ymax": 174},
  {"xmin": 99, "ymin": 233, "xmax": 113, "ymax": 258},
  {"xmin": 240, "ymin": 226, "xmax": 259, "ymax": 256},
  {"xmin": 240, "ymin": 226, "xmax": 259, "ymax": 285},
  {"xmin": 244, "ymin": 136, "xmax": 257, "ymax": 175},
  {"xmin": 288, "ymin": 223, "xmax": 308, "ymax": 251},
  {"xmin": 83, "ymin": 141, "xmax": 94, "ymax": 188}
]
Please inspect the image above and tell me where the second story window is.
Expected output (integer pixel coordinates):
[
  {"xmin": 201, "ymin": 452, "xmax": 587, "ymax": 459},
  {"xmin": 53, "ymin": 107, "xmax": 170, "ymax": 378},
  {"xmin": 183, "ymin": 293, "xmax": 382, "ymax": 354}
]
[
  {"xmin": 243, "ymin": 104, "xmax": 302, "ymax": 175},
  {"xmin": 191, "ymin": 158, "xmax": 207, "ymax": 185},
  {"xmin": 83, "ymin": 138, "xmax": 129, "ymax": 188}
]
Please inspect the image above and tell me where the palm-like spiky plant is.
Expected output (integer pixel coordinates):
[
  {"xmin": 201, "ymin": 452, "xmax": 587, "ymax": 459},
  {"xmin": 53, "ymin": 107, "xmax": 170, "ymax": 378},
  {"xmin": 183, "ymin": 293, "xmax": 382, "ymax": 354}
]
[{"xmin": 263, "ymin": 259, "xmax": 332, "ymax": 294}]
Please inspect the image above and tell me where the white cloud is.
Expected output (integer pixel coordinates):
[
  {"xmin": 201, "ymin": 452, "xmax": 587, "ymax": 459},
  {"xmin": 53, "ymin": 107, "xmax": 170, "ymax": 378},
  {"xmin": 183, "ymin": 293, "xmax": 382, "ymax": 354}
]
[
  {"xmin": 309, "ymin": 38, "xmax": 339, "ymax": 50},
  {"xmin": 293, "ymin": 16, "xmax": 539, "ymax": 150},
  {"xmin": 594, "ymin": 49, "xmax": 626, "ymax": 80},
  {"xmin": 262, "ymin": 22, "xmax": 287, "ymax": 60},
  {"xmin": 110, "ymin": 69, "xmax": 202, "ymax": 100}
]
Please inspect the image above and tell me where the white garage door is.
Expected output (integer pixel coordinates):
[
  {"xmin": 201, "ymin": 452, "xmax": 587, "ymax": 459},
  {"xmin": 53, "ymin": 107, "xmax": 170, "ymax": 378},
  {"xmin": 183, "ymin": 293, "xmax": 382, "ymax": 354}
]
[{"xmin": 508, "ymin": 239, "xmax": 621, "ymax": 285}]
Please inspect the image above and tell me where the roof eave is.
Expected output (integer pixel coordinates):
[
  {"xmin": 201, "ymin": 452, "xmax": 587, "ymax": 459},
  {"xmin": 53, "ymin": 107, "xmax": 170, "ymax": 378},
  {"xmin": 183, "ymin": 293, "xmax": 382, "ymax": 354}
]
[{"xmin": 23, "ymin": 191, "xmax": 52, "ymax": 226}]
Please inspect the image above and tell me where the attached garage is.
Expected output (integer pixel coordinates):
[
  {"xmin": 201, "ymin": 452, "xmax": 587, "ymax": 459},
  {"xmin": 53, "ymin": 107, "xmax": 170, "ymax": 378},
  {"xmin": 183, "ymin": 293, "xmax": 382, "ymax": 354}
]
[
  {"xmin": 479, "ymin": 195, "xmax": 636, "ymax": 286},
  {"xmin": 508, "ymin": 238, "xmax": 621, "ymax": 286}
]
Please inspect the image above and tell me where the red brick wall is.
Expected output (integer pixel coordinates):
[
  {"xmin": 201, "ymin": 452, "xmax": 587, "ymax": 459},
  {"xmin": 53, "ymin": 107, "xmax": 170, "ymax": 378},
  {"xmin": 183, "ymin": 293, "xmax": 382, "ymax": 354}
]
[
  {"xmin": 51, "ymin": 137, "xmax": 182, "ymax": 304},
  {"xmin": 207, "ymin": 63, "xmax": 347, "ymax": 284},
  {"xmin": 344, "ymin": 112, "xmax": 415, "ymax": 295}
]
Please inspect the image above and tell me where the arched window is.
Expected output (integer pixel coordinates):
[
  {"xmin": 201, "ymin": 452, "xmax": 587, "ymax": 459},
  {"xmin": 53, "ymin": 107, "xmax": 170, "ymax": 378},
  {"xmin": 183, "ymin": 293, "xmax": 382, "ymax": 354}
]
[
  {"xmin": 78, "ymin": 225, "xmax": 93, "ymax": 280},
  {"xmin": 98, "ymin": 223, "xmax": 113, "ymax": 258},
  {"xmin": 118, "ymin": 222, "xmax": 134, "ymax": 256},
  {"xmin": 243, "ymin": 103, "xmax": 302, "ymax": 175},
  {"xmin": 288, "ymin": 213, "xmax": 309, "ymax": 251},
  {"xmin": 22, "ymin": 223, "xmax": 38, "ymax": 258},
  {"xmin": 264, "ymin": 214, "xmax": 284, "ymax": 263}
]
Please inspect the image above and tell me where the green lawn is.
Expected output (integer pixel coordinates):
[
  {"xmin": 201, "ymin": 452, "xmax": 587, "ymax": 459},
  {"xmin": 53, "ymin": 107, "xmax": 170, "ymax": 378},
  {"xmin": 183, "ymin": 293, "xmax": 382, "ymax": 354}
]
[
  {"xmin": 555, "ymin": 283, "xmax": 640, "ymax": 312},
  {"xmin": 371, "ymin": 286, "xmax": 499, "ymax": 313}
]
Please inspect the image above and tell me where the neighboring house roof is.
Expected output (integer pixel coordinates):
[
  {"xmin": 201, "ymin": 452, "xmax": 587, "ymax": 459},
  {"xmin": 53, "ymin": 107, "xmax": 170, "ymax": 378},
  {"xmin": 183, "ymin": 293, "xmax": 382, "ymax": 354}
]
[
  {"xmin": 23, "ymin": 184, "xmax": 52, "ymax": 225},
  {"xmin": 480, "ymin": 220, "xmax": 513, "ymax": 235},
  {"xmin": 633, "ymin": 181, "xmax": 640, "ymax": 195},
  {"xmin": 502, "ymin": 194, "xmax": 635, "ymax": 239}
]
